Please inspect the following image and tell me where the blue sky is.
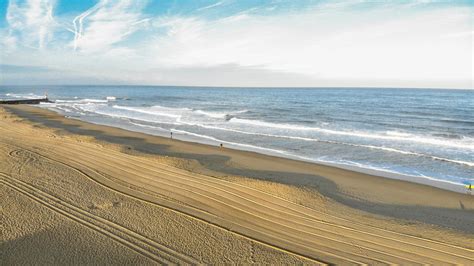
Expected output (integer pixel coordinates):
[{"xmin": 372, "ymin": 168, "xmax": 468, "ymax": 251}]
[{"xmin": 0, "ymin": 0, "xmax": 472, "ymax": 88}]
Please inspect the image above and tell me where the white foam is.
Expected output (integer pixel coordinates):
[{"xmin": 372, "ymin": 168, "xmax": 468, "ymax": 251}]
[
  {"xmin": 83, "ymin": 107, "xmax": 182, "ymax": 126},
  {"xmin": 113, "ymin": 105, "xmax": 183, "ymax": 118},
  {"xmin": 172, "ymin": 120, "xmax": 474, "ymax": 167},
  {"xmin": 229, "ymin": 118, "xmax": 474, "ymax": 150},
  {"xmin": 326, "ymin": 159, "xmax": 467, "ymax": 187},
  {"xmin": 194, "ymin": 110, "xmax": 227, "ymax": 118},
  {"xmin": 171, "ymin": 129, "xmax": 291, "ymax": 155},
  {"xmin": 55, "ymin": 99, "xmax": 107, "ymax": 103},
  {"xmin": 386, "ymin": 131, "xmax": 412, "ymax": 137},
  {"xmin": 5, "ymin": 93, "xmax": 44, "ymax": 99},
  {"xmin": 163, "ymin": 129, "xmax": 468, "ymax": 189},
  {"xmin": 129, "ymin": 121, "xmax": 167, "ymax": 131},
  {"xmin": 194, "ymin": 109, "xmax": 248, "ymax": 119}
]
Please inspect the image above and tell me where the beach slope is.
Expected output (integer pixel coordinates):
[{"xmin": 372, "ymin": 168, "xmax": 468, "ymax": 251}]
[{"xmin": 1, "ymin": 106, "xmax": 473, "ymax": 264}]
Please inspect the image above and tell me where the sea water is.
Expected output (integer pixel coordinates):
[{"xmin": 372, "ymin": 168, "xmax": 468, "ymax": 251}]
[{"xmin": 1, "ymin": 86, "xmax": 472, "ymax": 189}]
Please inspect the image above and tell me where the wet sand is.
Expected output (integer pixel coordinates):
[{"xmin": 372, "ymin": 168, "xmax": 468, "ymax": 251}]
[{"xmin": 1, "ymin": 105, "xmax": 473, "ymax": 264}]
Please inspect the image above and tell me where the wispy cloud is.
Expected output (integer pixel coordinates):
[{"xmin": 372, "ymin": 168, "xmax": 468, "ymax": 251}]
[
  {"xmin": 146, "ymin": 6, "xmax": 472, "ymax": 83},
  {"xmin": 5, "ymin": 0, "xmax": 56, "ymax": 49},
  {"xmin": 72, "ymin": 0, "xmax": 104, "ymax": 50},
  {"xmin": 72, "ymin": 0, "xmax": 149, "ymax": 53},
  {"xmin": 197, "ymin": 1, "xmax": 224, "ymax": 12}
]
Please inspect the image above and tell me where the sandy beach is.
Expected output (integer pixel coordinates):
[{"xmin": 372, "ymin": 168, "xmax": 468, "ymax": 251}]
[{"xmin": 1, "ymin": 105, "xmax": 473, "ymax": 264}]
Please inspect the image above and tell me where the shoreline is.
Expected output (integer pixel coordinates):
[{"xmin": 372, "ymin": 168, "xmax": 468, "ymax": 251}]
[
  {"xmin": 5, "ymin": 105, "xmax": 474, "ymax": 231},
  {"xmin": 146, "ymin": 129, "xmax": 469, "ymax": 193},
  {"xmin": 46, "ymin": 105, "xmax": 468, "ymax": 193}
]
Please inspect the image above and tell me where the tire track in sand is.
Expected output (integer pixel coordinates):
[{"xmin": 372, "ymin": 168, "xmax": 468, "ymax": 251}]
[
  {"xmin": 2, "ymin": 121, "xmax": 473, "ymax": 264},
  {"xmin": 2, "ymin": 143, "xmax": 333, "ymax": 265},
  {"xmin": 3, "ymin": 145, "xmax": 426, "ymax": 264},
  {"xmin": 3, "ymin": 125, "xmax": 471, "ymax": 261},
  {"xmin": 32, "ymin": 142, "xmax": 474, "ymax": 264},
  {"xmin": 59, "ymin": 142, "xmax": 473, "ymax": 262},
  {"xmin": 0, "ymin": 172, "xmax": 200, "ymax": 265}
]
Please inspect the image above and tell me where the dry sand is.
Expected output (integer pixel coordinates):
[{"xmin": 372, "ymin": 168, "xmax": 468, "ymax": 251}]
[{"xmin": 1, "ymin": 105, "xmax": 473, "ymax": 265}]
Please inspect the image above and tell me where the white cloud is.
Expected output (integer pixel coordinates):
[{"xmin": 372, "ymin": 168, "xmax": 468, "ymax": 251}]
[
  {"xmin": 5, "ymin": 0, "xmax": 57, "ymax": 49},
  {"xmin": 144, "ymin": 6, "xmax": 472, "ymax": 86},
  {"xmin": 1, "ymin": 1, "xmax": 472, "ymax": 88},
  {"xmin": 72, "ymin": 0, "xmax": 149, "ymax": 53}
]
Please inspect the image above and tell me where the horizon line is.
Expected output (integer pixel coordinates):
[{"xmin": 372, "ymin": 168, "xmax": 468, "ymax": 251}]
[{"xmin": 1, "ymin": 84, "xmax": 472, "ymax": 90}]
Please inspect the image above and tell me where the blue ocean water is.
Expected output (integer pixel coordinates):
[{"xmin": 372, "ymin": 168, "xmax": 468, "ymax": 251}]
[{"xmin": 1, "ymin": 86, "xmax": 473, "ymax": 188}]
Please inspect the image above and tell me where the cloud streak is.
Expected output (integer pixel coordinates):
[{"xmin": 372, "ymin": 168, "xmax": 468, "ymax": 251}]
[
  {"xmin": 197, "ymin": 1, "xmax": 224, "ymax": 11},
  {"xmin": 72, "ymin": 0, "xmax": 104, "ymax": 50}
]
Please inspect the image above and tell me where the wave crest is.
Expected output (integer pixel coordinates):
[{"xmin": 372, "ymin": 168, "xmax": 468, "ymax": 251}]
[{"xmin": 229, "ymin": 118, "xmax": 474, "ymax": 150}]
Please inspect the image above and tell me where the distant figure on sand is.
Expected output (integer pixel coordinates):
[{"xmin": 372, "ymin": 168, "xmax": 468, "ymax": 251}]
[
  {"xmin": 464, "ymin": 182, "xmax": 472, "ymax": 194},
  {"xmin": 170, "ymin": 132, "xmax": 173, "ymax": 139},
  {"xmin": 220, "ymin": 143, "xmax": 223, "ymax": 148}
]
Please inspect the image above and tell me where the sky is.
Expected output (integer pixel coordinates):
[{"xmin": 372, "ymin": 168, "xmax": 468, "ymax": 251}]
[{"xmin": 0, "ymin": 0, "xmax": 472, "ymax": 88}]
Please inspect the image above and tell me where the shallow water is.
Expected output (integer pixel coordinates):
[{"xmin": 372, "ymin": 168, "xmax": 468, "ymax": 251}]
[{"xmin": 1, "ymin": 86, "xmax": 472, "ymax": 187}]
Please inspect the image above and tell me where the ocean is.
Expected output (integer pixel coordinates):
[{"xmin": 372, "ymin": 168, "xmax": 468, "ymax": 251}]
[{"xmin": 1, "ymin": 86, "xmax": 472, "ymax": 189}]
